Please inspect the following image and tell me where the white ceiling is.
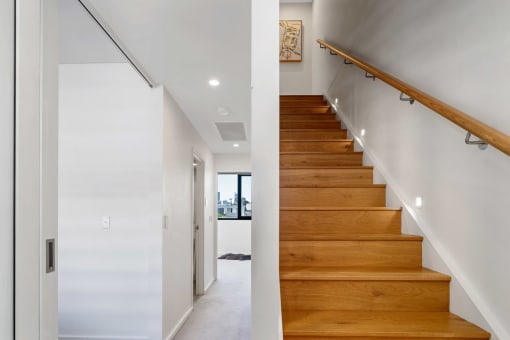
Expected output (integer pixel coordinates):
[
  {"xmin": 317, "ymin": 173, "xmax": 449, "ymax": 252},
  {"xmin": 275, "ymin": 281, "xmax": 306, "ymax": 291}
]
[
  {"xmin": 59, "ymin": 0, "xmax": 124, "ymax": 64},
  {"xmin": 59, "ymin": 0, "xmax": 252, "ymax": 154}
]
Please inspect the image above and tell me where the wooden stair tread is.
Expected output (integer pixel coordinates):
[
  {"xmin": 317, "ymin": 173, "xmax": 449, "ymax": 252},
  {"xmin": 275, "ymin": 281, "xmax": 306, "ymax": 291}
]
[
  {"xmin": 280, "ymin": 166, "xmax": 373, "ymax": 169},
  {"xmin": 280, "ymin": 267, "xmax": 451, "ymax": 281},
  {"xmin": 280, "ymin": 206, "xmax": 401, "ymax": 211},
  {"xmin": 281, "ymin": 234, "xmax": 423, "ymax": 241},
  {"xmin": 281, "ymin": 105, "xmax": 330, "ymax": 108},
  {"xmin": 281, "ymin": 129, "xmax": 346, "ymax": 132},
  {"xmin": 280, "ymin": 183, "xmax": 386, "ymax": 188},
  {"xmin": 281, "ymin": 151, "xmax": 361, "ymax": 155},
  {"xmin": 283, "ymin": 310, "xmax": 490, "ymax": 338},
  {"xmin": 280, "ymin": 139, "xmax": 352, "ymax": 142},
  {"xmin": 279, "ymin": 119, "xmax": 339, "ymax": 122},
  {"xmin": 280, "ymin": 95, "xmax": 324, "ymax": 98},
  {"xmin": 281, "ymin": 151, "xmax": 362, "ymax": 155}
]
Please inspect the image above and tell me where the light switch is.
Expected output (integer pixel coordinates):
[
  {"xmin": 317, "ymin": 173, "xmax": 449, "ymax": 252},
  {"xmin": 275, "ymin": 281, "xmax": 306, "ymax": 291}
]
[{"xmin": 102, "ymin": 216, "xmax": 111, "ymax": 230}]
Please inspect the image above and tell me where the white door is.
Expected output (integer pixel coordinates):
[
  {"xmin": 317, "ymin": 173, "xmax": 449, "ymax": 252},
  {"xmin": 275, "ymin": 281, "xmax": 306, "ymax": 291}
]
[
  {"xmin": 0, "ymin": 1, "xmax": 14, "ymax": 338},
  {"xmin": 15, "ymin": 0, "xmax": 58, "ymax": 338}
]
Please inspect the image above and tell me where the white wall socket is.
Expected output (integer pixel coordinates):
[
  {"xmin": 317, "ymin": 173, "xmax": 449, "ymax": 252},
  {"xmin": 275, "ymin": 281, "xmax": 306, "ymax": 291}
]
[{"xmin": 102, "ymin": 216, "xmax": 111, "ymax": 230}]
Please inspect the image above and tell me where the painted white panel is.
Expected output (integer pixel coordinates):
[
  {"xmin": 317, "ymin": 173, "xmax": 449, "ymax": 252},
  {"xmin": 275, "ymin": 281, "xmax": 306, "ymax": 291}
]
[
  {"xmin": 252, "ymin": 0, "xmax": 281, "ymax": 338},
  {"xmin": 218, "ymin": 220, "xmax": 252, "ymax": 256},
  {"xmin": 0, "ymin": 1, "xmax": 14, "ymax": 338},
  {"xmin": 58, "ymin": 64, "xmax": 163, "ymax": 339},
  {"xmin": 41, "ymin": 0, "xmax": 59, "ymax": 338},
  {"xmin": 215, "ymin": 154, "xmax": 251, "ymax": 173},
  {"xmin": 280, "ymin": 3, "xmax": 314, "ymax": 94},
  {"xmin": 15, "ymin": 0, "xmax": 43, "ymax": 338},
  {"xmin": 313, "ymin": 1, "xmax": 510, "ymax": 339},
  {"xmin": 161, "ymin": 89, "xmax": 216, "ymax": 339}
]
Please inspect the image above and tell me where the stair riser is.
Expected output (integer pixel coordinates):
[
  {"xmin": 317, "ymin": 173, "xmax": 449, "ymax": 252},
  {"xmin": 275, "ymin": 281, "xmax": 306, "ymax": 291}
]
[
  {"xmin": 281, "ymin": 130, "xmax": 347, "ymax": 140},
  {"xmin": 281, "ymin": 121, "xmax": 341, "ymax": 129},
  {"xmin": 281, "ymin": 107, "xmax": 331, "ymax": 114},
  {"xmin": 281, "ymin": 154, "xmax": 363, "ymax": 168},
  {"xmin": 280, "ymin": 240, "xmax": 422, "ymax": 268},
  {"xmin": 280, "ymin": 210, "xmax": 401, "ymax": 235},
  {"xmin": 280, "ymin": 168, "xmax": 372, "ymax": 186},
  {"xmin": 281, "ymin": 187, "xmax": 386, "ymax": 207},
  {"xmin": 280, "ymin": 141, "xmax": 353, "ymax": 153},
  {"xmin": 281, "ymin": 114, "xmax": 337, "ymax": 121},
  {"xmin": 281, "ymin": 281, "xmax": 449, "ymax": 312}
]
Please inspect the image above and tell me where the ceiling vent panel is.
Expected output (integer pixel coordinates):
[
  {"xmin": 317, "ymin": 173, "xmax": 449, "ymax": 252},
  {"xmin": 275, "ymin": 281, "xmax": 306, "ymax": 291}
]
[{"xmin": 215, "ymin": 122, "xmax": 247, "ymax": 141}]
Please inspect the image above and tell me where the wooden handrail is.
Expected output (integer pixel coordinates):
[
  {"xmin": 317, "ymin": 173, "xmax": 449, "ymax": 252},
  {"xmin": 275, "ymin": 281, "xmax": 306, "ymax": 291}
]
[{"xmin": 317, "ymin": 39, "xmax": 510, "ymax": 157}]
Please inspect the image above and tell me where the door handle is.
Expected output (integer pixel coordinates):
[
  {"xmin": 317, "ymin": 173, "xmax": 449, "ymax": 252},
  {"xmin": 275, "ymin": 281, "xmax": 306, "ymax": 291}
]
[{"xmin": 46, "ymin": 239, "xmax": 55, "ymax": 273}]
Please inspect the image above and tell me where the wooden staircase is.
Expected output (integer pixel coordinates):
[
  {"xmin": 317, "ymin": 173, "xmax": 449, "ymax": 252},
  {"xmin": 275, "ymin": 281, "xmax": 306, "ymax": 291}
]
[{"xmin": 279, "ymin": 95, "xmax": 490, "ymax": 339}]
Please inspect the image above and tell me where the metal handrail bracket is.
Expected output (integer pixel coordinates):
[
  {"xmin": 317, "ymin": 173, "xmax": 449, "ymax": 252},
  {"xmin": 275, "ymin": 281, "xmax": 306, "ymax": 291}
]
[
  {"xmin": 465, "ymin": 132, "xmax": 488, "ymax": 150},
  {"xmin": 365, "ymin": 72, "xmax": 376, "ymax": 81},
  {"xmin": 399, "ymin": 92, "xmax": 415, "ymax": 105}
]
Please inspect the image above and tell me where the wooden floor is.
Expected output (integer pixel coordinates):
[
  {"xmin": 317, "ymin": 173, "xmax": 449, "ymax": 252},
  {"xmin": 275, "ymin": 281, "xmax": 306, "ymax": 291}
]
[{"xmin": 279, "ymin": 95, "xmax": 490, "ymax": 339}]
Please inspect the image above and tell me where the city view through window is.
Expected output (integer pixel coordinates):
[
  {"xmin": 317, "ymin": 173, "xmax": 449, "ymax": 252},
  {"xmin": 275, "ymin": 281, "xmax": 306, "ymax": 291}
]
[{"xmin": 217, "ymin": 174, "xmax": 251, "ymax": 219}]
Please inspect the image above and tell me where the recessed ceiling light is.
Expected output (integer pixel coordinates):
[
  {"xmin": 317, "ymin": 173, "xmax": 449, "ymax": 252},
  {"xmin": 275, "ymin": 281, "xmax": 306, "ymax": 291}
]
[
  {"xmin": 415, "ymin": 196, "xmax": 423, "ymax": 208},
  {"xmin": 209, "ymin": 79, "xmax": 220, "ymax": 87},
  {"xmin": 361, "ymin": 129, "xmax": 366, "ymax": 136},
  {"xmin": 233, "ymin": 143, "xmax": 240, "ymax": 148}
]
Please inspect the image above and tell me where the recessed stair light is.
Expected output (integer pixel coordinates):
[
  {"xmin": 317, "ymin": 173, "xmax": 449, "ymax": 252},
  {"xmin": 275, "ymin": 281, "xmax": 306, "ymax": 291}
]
[
  {"xmin": 209, "ymin": 79, "xmax": 220, "ymax": 87},
  {"xmin": 361, "ymin": 129, "xmax": 366, "ymax": 136},
  {"xmin": 233, "ymin": 143, "xmax": 240, "ymax": 148},
  {"xmin": 415, "ymin": 196, "xmax": 423, "ymax": 208},
  {"xmin": 217, "ymin": 107, "xmax": 230, "ymax": 116}
]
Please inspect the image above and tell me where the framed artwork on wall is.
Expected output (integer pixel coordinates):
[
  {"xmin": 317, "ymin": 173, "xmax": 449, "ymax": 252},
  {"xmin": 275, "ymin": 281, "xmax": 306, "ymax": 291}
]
[{"xmin": 279, "ymin": 20, "xmax": 302, "ymax": 62}]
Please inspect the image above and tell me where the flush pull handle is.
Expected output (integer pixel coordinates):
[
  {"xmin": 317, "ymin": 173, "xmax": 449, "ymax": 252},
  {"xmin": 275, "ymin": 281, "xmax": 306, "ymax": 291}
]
[{"xmin": 46, "ymin": 239, "xmax": 55, "ymax": 273}]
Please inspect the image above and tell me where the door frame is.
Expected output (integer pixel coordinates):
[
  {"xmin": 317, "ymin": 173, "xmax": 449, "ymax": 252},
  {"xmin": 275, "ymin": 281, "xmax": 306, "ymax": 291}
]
[
  {"xmin": 0, "ymin": 0, "xmax": 14, "ymax": 338},
  {"xmin": 191, "ymin": 152, "xmax": 205, "ymax": 297},
  {"xmin": 15, "ymin": 0, "xmax": 58, "ymax": 338}
]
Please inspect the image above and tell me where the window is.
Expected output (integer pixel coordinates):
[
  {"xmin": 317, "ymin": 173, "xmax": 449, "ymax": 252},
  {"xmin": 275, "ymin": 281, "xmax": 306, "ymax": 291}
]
[{"xmin": 217, "ymin": 173, "xmax": 251, "ymax": 220}]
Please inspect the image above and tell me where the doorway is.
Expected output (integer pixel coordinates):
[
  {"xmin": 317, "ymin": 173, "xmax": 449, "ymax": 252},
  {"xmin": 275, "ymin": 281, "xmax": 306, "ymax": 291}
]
[{"xmin": 192, "ymin": 154, "xmax": 205, "ymax": 298}]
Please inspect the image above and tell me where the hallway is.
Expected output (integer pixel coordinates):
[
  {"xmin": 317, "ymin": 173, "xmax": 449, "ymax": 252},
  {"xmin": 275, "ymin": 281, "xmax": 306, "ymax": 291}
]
[{"xmin": 174, "ymin": 260, "xmax": 251, "ymax": 340}]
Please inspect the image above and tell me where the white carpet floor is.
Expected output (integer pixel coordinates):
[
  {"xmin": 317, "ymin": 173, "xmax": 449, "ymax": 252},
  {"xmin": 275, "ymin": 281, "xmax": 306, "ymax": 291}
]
[{"xmin": 174, "ymin": 259, "xmax": 251, "ymax": 340}]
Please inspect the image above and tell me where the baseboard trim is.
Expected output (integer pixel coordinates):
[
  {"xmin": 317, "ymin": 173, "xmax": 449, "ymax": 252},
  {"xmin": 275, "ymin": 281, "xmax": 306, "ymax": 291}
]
[
  {"xmin": 59, "ymin": 335, "xmax": 148, "ymax": 340},
  {"xmin": 164, "ymin": 306, "xmax": 193, "ymax": 340},
  {"xmin": 204, "ymin": 278, "xmax": 216, "ymax": 293},
  {"xmin": 325, "ymin": 92, "xmax": 509, "ymax": 340}
]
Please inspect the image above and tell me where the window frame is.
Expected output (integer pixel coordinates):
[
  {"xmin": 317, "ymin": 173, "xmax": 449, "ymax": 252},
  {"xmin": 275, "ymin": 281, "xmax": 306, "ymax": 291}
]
[{"xmin": 217, "ymin": 172, "xmax": 252, "ymax": 220}]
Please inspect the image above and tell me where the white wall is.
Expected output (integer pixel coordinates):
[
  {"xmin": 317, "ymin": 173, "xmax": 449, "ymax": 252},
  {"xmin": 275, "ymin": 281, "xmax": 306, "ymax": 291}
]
[
  {"xmin": 252, "ymin": 0, "xmax": 281, "ymax": 339},
  {"xmin": 161, "ymin": 89, "xmax": 216, "ymax": 339},
  {"xmin": 312, "ymin": 1, "xmax": 510, "ymax": 339},
  {"xmin": 279, "ymin": 3, "xmax": 314, "ymax": 94},
  {"xmin": 0, "ymin": 1, "xmax": 13, "ymax": 338},
  {"xmin": 215, "ymin": 154, "xmax": 252, "ymax": 256},
  {"xmin": 58, "ymin": 63, "xmax": 163, "ymax": 340}
]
